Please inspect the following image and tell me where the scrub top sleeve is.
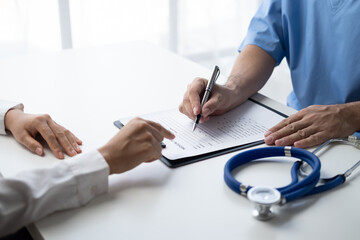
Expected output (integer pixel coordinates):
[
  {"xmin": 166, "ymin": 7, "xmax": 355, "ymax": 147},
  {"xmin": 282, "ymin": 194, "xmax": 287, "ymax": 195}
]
[{"xmin": 239, "ymin": 0, "xmax": 285, "ymax": 66}]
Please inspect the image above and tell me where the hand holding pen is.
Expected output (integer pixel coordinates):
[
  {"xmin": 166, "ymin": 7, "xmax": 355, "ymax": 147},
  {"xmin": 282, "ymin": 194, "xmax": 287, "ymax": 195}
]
[
  {"xmin": 192, "ymin": 66, "xmax": 220, "ymax": 131},
  {"xmin": 179, "ymin": 65, "xmax": 246, "ymax": 129}
]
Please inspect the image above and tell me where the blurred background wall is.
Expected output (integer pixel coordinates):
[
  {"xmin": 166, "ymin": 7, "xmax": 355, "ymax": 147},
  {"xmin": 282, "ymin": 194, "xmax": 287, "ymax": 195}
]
[{"xmin": 0, "ymin": 0, "xmax": 291, "ymax": 104}]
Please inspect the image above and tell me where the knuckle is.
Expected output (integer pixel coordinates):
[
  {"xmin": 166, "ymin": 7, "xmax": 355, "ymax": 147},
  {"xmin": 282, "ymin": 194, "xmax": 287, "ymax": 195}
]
[
  {"xmin": 63, "ymin": 129, "xmax": 71, "ymax": 135},
  {"xmin": 41, "ymin": 114, "xmax": 52, "ymax": 121},
  {"xmin": 297, "ymin": 129, "xmax": 306, "ymax": 138},
  {"xmin": 39, "ymin": 125, "xmax": 49, "ymax": 133},
  {"xmin": 215, "ymin": 93, "xmax": 222, "ymax": 103},
  {"xmin": 194, "ymin": 77, "xmax": 203, "ymax": 83},
  {"xmin": 142, "ymin": 142, "xmax": 153, "ymax": 152},
  {"xmin": 56, "ymin": 131, "xmax": 65, "ymax": 138},
  {"xmin": 33, "ymin": 114, "xmax": 52, "ymax": 125},
  {"xmin": 194, "ymin": 78, "xmax": 207, "ymax": 88},
  {"xmin": 288, "ymin": 124, "xmax": 296, "ymax": 132},
  {"xmin": 298, "ymin": 107, "xmax": 308, "ymax": 114},
  {"xmin": 143, "ymin": 132, "xmax": 153, "ymax": 142},
  {"xmin": 270, "ymin": 133, "xmax": 279, "ymax": 140},
  {"xmin": 134, "ymin": 118, "xmax": 147, "ymax": 129},
  {"xmin": 34, "ymin": 115, "xmax": 46, "ymax": 123},
  {"xmin": 282, "ymin": 118, "xmax": 290, "ymax": 126},
  {"xmin": 46, "ymin": 133, "xmax": 57, "ymax": 141},
  {"xmin": 51, "ymin": 144, "xmax": 61, "ymax": 152}
]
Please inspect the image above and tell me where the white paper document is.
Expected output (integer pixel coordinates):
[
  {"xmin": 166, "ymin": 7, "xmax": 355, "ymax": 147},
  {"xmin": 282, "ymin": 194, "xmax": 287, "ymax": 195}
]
[{"xmin": 119, "ymin": 100, "xmax": 284, "ymax": 160}]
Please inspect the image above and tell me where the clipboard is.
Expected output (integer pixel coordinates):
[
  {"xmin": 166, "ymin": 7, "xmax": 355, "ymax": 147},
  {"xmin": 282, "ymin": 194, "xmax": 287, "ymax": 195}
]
[{"xmin": 113, "ymin": 99, "xmax": 288, "ymax": 168}]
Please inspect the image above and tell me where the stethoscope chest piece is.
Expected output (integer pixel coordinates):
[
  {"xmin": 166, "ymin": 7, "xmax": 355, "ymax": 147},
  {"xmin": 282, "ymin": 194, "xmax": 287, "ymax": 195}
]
[{"xmin": 247, "ymin": 186, "xmax": 281, "ymax": 220}]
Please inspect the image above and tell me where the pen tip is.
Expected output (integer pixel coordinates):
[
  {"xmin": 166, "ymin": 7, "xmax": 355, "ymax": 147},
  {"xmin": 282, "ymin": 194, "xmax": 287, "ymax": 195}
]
[{"xmin": 192, "ymin": 123, "xmax": 196, "ymax": 132}]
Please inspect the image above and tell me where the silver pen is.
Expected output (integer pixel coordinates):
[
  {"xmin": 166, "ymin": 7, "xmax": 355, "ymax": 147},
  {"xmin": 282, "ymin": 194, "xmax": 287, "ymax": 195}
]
[{"xmin": 192, "ymin": 65, "xmax": 220, "ymax": 131}]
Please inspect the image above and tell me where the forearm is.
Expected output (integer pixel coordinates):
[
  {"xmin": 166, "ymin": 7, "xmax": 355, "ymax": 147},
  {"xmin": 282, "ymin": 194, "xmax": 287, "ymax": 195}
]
[
  {"xmin": 0, "ymin": 150, "xmax": 109, "ymax": 237},
  {"xmin": 225, "ymin": 44, "xmax": 276, "ymax": 104}
]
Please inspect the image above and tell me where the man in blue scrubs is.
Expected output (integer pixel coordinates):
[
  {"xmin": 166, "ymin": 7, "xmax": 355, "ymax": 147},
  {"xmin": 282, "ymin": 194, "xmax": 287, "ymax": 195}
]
[{"xmin": 179, "ymin": 0, "xmax": 360, "ymax": 148}]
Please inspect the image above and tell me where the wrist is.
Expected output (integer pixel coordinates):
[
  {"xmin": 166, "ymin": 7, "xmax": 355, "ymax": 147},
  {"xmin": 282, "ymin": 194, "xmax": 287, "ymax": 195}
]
[
  {"xmin": 98, "ymin": 145, "xmax": 127, "ymax": 175},
  {"xmin": 225, "ymin": 75, "xmax": 242, "ymax": 95},
  {"xmin": 4, "ymin": 108, "xmax": 23, "ymax": 133},
  {"xmin": 98, "ymin": 146, "xmax": 114, "ymax": 174},
  {"xmin": 225, "ymin": 75, "xmax": 249, "ymax": 106},
  {"xmin": 343, "ymin": 102, "xmax": 360, "ymax": 131}
]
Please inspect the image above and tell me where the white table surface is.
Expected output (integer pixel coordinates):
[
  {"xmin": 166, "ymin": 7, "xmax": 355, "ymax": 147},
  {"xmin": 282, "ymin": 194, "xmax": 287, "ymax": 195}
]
[{"xmin": 1, "ymin": 42, "xmax": 359, "ymax": 240}]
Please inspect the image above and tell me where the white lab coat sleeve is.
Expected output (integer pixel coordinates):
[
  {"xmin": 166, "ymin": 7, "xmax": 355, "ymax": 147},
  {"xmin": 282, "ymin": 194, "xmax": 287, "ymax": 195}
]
[
  {"xmin": 0, "ymin": 149, "xmax": 109, "ymax": 237},
  {"xmin": 0, "ymin": 100, "xmax": 24, "ymax": 135}
]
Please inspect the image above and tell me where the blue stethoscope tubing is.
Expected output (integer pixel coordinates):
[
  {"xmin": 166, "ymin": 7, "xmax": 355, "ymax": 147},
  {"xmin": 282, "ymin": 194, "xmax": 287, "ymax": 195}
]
[{"xmin": 224, "ymin": 146, "xmax": 346, "ymax": 204}]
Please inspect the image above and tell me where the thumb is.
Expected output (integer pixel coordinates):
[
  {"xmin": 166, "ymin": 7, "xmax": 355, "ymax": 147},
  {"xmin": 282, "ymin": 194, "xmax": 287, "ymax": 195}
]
[
  {"xmin": 19, "ymin": 134, "xmax": 44, "ymax": 156},
  {"xmin": 201, "ymin": 95, "xmax": 221, "ymax": 118}
]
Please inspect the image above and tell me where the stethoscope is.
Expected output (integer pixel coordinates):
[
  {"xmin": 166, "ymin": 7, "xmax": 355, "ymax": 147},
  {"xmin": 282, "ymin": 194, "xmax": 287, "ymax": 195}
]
[{"xmin": 224, "ymin": 136, "xmax": 360, "ymax": 220}]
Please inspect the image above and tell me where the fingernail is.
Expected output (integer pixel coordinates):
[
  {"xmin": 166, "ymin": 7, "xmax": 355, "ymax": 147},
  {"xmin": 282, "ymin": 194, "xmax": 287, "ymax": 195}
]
[
  {"xmin": 264, "ymin": 131, "xmax": 272, "ymax": 137},
  {"xmin": 193, "ymin": 106, "xmax": 198, "ymax": 115},
  {"xmin": 265, "ymin": 135, "xmax": 274, "ymax": 144},
  {"xmin": 71, "ymin": 149, "xmax": 77, "ymax": 156},
  {"xmin": 58, "ymin": 151, "xmax": 64, "ymax": 159},
  {"xmin": 203, "ymin": 108, "xmax": 210, "ymax": 117},
  {"xmin": 75, "ymin": 145, "xmax": 82, "ymax": 152},
  {"xmin": 35, "ymin": 147, "xmax": 43, "ymax": 156}
]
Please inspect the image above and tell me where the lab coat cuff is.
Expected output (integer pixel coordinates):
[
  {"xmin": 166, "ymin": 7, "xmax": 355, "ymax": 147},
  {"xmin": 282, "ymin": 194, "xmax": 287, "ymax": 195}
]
[
  {"xmin": 0, "ymin": 100, "xmax": 24, "ymax": 135},
  {"xmin": 65, "ymin": 150, "xmax": 110, "ymax": 207}
]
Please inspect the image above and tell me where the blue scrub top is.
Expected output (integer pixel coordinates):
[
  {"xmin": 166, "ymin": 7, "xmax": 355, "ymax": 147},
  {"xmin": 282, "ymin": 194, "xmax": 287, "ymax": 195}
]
[{"xmin": 239, "ymin": 0, "xmax": 360, "ymax": 110}]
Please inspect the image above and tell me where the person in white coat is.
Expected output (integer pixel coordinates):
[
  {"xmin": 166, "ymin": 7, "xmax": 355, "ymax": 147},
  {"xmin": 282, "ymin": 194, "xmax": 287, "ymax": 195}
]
[{"xmin": 0, "ymin": 100, "xmax": 174, "ymax": 237}]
